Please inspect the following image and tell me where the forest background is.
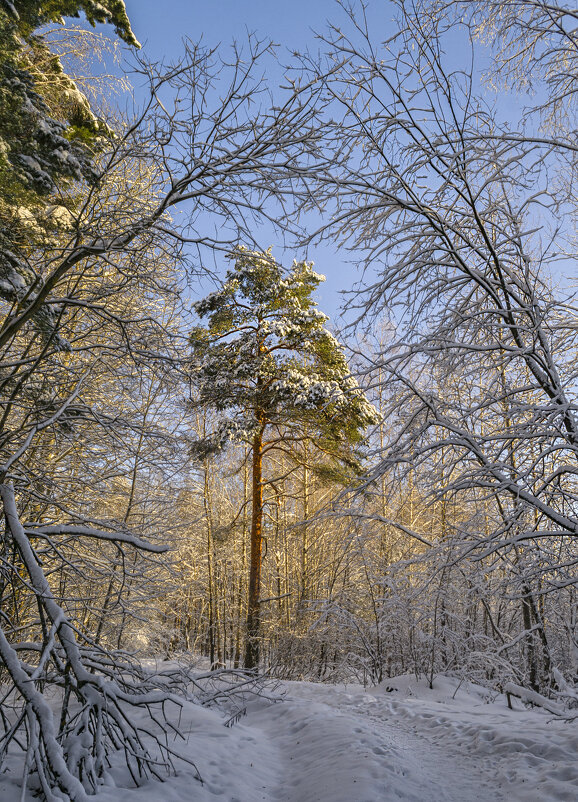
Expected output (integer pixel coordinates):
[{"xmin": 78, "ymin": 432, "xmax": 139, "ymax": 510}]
[{"xmin": 0, "ymin": 1, "xmax": 577, "ymax": 799}]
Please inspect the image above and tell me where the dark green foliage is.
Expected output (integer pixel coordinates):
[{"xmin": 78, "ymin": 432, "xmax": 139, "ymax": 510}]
[
  {"xmin": 0, "ymin": 0, "xmax": 137, "ymax": 334},
  {"xmin": 6, "ymin": 1, "xmax": 138, "ymax": 45},
  {"xmin": 190, "ymin": 247, "xmax": 379, "ymax": 476}
]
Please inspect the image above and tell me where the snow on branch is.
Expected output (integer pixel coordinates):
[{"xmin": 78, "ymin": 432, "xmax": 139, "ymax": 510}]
[
  {"xmin": 0, "ymin": 483, "xmax": 195, "ymax": 798},
  {"xmin": 504, "ymin": 682, "xmax": 565, "ymax": 716},
  {"xmin": 23, "ymin": 523, "xmax": 169, "ymax": 553}
]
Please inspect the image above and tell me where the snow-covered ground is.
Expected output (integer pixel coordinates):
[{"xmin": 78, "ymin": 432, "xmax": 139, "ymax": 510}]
[{"xmin": 2, "ymin": 673, "xmax": 577, "ymax": 801}]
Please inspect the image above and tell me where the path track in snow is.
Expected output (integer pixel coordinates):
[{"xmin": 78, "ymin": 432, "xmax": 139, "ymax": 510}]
[
  {"xmin": 4, "ymin": 674, "xmax": 575, "ymax": 802},
  {"xmin": 246, "ymin": 682, "xmax": 502, "ymax": 802}
]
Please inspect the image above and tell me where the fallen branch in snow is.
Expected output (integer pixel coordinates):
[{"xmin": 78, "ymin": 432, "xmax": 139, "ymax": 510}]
[
  {"xmin": 504, "ymin": 682, "xmax": 564, "ymax": 716},
  {"xmin": 151, "ymin": 662, "xmax": 282, "ymax": 718},
  {"xmin": 0, "ymin": 483, "xmax": 199, "ymax": 800}
]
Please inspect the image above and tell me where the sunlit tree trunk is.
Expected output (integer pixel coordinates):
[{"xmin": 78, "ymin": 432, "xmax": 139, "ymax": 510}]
[
  {"xmin": 244, "ymin": 421, "xmax": 265, "ymax": 669},
  {"xmin": 299, "ymin": 457, "xmax": 310, "ymax": 613}
]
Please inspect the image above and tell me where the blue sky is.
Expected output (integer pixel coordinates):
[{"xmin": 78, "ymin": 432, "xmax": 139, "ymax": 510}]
[
  {"xmin": 118, "ymin": 0, "xmax": 390, "ymax": 321},
  {"xmin": 104, "ymin": 3, "xmax": 523, "ymax": 326},
  {"xmin": 125, "ymin": 0, "xmax": 386, "ymax": 58}
]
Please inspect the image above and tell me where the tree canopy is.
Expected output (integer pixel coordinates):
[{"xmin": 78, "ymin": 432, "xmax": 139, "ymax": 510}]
[
  {"xmin": 0, "ymin": 0, "xmax": 137, "ymax": 324},
  {"xmin": 190, "ymin": 247, "xmax": 378, "ymax": 667},
  {"xmin": 190, "ymin": 247, "xmax": 378, "ymax": 474},
  {"xmin": 1, "ymin": 1, "xmax": 578, "ymax": 798}
]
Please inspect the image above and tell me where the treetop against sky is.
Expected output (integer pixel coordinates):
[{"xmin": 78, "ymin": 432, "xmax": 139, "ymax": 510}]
[
  {"xmin": 65, "ymin": 0, "xmax": 565, "ymax": 326},
  {"xmin": 107, "ymin": 1, "xmax": 535, "ymax": 325},
  {"xmin": 119, "ymin": 0, "xmax": 375, "ymax": 319}
]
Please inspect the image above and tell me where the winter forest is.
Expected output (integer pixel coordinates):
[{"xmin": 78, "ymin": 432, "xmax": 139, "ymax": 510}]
[{"xmin": 0, "ymin": 1, "xmax": 577, "ymax": 800}]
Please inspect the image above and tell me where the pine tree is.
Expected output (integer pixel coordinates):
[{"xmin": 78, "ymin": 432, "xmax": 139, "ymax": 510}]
[
  {"xmin": 0, "ymin": 1, "xmax": 138, "ymax": 331},
  {"xmin": 190, "ymin": 247, "xmax": 379, "ymax": 668}
]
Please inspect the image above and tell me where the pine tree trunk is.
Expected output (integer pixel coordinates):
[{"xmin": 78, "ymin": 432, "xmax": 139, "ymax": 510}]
[
  {"xmin": 299, "ymin": 460, "xmax": 309, "ymax": 614},
  {"xmin": 244, "ymin": 425, "xmax": 264, "ymax": 669},
  {"xmin": 203, "ymin": 462, "xmax": 216, "ymax": 666}
]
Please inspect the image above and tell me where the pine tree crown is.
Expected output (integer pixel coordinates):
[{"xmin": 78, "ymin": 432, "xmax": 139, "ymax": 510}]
[{"xmin": 189, "ymin": 247, "xmax": 380, "ymax": 469}]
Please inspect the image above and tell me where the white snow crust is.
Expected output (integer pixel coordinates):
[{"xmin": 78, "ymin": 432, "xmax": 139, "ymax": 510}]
[{"xmin": 2, "ymin": 672, "xmax": 577, "ymax": 801}]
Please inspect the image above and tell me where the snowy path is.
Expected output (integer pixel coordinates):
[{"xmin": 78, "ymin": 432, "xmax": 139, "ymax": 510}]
[
  {"xmin": 4, "ymin": 673, "xmax": 577, "ymax": 801},
  {"xmin": 201, "ymin": 675, "xmax": 577, "ymax": 802},
  {"xmin": 246, "ymin": 682, "xmax": 501, "ymax": 802}
]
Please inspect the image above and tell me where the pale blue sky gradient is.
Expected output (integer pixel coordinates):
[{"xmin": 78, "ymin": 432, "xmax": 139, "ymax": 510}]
[
  {"xmin": 107, "ymin": 2, "xmax": 515, "ymax": 325},
  {"xmin": 126, "ymin": 0, "xmax": 385, "ymax": 58},
  {"xmin": 121, "ymin": 0, "xmax": 389, "ymax": 321}
]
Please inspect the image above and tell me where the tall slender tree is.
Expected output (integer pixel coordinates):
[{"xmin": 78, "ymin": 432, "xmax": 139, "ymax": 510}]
[
  {"xmin": 0, "ymin": 4, "xmax": 325, "ymax": 792},
  {"xmin": 190, "ymin": 247, "xmax": 378, "ymax": 668}
]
